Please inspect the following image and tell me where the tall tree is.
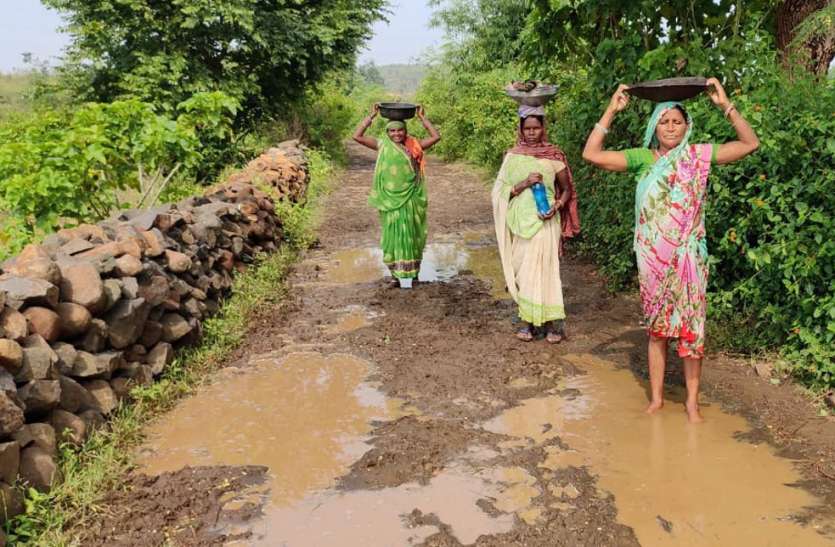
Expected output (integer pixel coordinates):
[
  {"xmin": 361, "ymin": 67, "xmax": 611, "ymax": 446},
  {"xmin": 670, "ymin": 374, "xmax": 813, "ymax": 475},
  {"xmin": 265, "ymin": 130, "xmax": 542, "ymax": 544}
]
[
  {"xmin": 776, "ymin": 0, "xmax": 835, "ymax": 76},
  {"xmin": 44, "ymin": 0, "xmax": 387, "ymax": 123},
  {"xmin": 428, "ymin": 0, "xmax": 529, "ymax": 70}
]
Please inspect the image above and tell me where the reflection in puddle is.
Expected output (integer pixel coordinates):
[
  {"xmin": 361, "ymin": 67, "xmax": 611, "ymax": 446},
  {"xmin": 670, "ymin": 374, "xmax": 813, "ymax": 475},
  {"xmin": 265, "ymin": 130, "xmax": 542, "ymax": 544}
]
[
  {"xmin": 320, "ymin": 238, "xmax": 509, "ymax": 300},
  {"xmin": 322, "ymin": 244, "xmax": 469, "ymax": 284},
  {"xmin": 138, "ymin": 352, "xmax": 403, "ymax": 507},
  {"xmin": 325, "ymin": 248, "xmax": 387, "ymax": 284},
  {"xmin": 255, "ymin": 466, "xmax": 515, "ymax": 546},
  {"xmin": 465, "ymin": 245, "xmax": 509, "ymax": 300},
  {"xmin": 485, "ymin": 353, "xmax": 830, "ymax": 546}
]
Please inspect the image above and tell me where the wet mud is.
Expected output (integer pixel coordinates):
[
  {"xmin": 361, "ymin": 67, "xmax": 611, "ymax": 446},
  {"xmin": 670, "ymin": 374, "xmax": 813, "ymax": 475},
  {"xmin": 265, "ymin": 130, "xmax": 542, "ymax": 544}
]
[
  {"xmin": 78, "ymin": 465, "xmax": 269, "ymax": 546},
  {"xmin": 79, "ymin": 142, "xmax": 835, "ymax": 546}
]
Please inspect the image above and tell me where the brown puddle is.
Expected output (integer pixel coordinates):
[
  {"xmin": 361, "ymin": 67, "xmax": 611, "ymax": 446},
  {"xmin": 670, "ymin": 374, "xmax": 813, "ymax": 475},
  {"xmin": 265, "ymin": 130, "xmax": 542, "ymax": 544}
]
[
  {"xmin": 485, "ymin": 353, "xmax": 832, "ymax": 546},
  {"xmin": 138, "ymin": 352, "xmax": 402, "ymax": 506},
  {"xmin": 253, "ymin": 465, "xmax": 516, "ymax": 545},
  {"xmin": 319, "ymin": 239, "xmax": 508, "ymax": 299},
  {"xmin": 323, "ymin": 305, "xmax": 377, "ymax": 335},
  {"xmin": 137, "ymin": 349, "xmax": 520, "ymax": 545}
]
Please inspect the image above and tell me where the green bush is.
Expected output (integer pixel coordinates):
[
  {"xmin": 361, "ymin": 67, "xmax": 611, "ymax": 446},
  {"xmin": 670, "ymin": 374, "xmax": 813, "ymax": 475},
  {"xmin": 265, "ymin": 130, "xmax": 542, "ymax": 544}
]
[
  {"xmin": 0, "ymin": 92, "xmax": 238, "ymax": 259},
  {"xmin": 417, "ymin": 36, "xmax": 835, "ymax": 388}
]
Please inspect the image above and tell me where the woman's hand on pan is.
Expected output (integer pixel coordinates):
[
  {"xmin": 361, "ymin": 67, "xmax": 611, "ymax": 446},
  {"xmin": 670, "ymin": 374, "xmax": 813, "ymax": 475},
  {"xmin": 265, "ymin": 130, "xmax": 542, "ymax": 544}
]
[
  {"xmin": 416, "ymin": 105, "xmax": 426, "ymax": 120},
  {"xmin": 606, "ymin": 84, "xmax": 630, "ymax": 114},
  {"xmin": 370, "ymin": 103, "xmax": 380, "ymax": 118},
  {"xmin": 706, "ymin": 77, "xmax": 730, "ymax": 110}
]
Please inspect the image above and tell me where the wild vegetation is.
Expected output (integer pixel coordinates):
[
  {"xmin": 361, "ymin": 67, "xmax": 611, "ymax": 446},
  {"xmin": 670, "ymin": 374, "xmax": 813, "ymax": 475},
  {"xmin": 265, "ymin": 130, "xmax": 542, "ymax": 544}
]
[
  {"xmin": 418, "ymin": 0, "xmax": 835, "ymax": 390},
  {"xmin": 0, "ymin": 3, "xmax": 390, "ymax": 541},
  {"xmin": 0, "ymin": 1, "xmax": 390, "ymax": 260},
  {"xmin": 5, "ymin": 149, "xmax": 335, "ymax": 546}
]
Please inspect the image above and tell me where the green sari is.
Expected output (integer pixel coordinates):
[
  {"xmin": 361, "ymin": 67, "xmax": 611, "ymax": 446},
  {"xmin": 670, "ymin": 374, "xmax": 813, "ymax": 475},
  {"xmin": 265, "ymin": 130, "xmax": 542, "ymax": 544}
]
[{"xmin": 368, "ymin": 128, "xmax": 428, "ymax": 279}]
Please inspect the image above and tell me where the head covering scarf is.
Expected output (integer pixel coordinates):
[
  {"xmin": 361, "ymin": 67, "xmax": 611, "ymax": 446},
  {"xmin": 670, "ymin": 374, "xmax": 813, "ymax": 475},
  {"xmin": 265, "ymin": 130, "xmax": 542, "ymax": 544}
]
[
  {"xmin": 517, "ymin": 105, "xmax": 546, "ymax": 118},
  {"xmin": 633, "ymin": 101, "xmax": 693, "ymax": 250},
  {"xmin": 508, "ymin": 109, "xmax": 580, "ymax": 249}
]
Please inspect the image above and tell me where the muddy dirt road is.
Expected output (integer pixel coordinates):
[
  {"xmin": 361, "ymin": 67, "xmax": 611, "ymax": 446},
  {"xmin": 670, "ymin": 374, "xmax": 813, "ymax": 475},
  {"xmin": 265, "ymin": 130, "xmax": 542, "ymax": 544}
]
[{"xmin": 84, "ymin": 143, "xmax": 835, "ymax": 546}]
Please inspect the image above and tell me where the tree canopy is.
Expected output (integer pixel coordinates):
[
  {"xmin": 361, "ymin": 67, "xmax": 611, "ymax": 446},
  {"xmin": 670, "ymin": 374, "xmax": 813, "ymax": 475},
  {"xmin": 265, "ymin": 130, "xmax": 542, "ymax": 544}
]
[{"xmin": 45, "ymin": 0, "xmax": 387, "ymax": 122}]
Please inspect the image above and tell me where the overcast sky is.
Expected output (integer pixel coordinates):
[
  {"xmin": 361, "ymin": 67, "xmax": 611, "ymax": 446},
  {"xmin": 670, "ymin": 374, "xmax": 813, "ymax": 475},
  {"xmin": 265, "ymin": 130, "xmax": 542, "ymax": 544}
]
[
  {"xmin": 0, "ymin": 1, "xmax": 68, "ymax": 71},
  {"xmin": 0, "ymin": 1, "xmax": 442, "ymax": 72},
  {"xmin": 359, "ymin": 1, "xmax": 444, "ymax": 65}
]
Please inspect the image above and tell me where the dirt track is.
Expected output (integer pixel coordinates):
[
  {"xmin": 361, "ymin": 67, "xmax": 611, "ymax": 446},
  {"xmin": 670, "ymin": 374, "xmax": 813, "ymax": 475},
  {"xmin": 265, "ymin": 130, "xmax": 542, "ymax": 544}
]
[{"xmin": 80, "ymin": 143, "xmax": 835, "ymax": 546}]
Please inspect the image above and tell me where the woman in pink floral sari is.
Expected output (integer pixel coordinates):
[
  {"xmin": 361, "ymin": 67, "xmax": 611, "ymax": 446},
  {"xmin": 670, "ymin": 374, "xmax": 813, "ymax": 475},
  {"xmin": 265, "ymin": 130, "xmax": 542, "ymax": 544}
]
[{"xmin": 582, "ymin": 78, "xmax": 759, "ymax": 423}]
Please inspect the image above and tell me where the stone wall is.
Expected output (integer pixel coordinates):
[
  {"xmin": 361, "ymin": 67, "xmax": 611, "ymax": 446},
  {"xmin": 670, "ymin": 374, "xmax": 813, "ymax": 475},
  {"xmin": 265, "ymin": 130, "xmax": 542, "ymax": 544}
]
[{"xmin": 0, "ymin": 141, "xmax": 309, "ymax": 522}]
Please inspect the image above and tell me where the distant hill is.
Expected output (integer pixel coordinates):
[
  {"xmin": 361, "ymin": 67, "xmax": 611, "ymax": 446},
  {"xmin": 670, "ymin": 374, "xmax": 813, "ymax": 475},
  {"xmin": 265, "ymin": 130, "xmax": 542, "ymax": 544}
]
[{"xmin": 377, "ymin": 64, "xmax": 427, "ymax": 98}]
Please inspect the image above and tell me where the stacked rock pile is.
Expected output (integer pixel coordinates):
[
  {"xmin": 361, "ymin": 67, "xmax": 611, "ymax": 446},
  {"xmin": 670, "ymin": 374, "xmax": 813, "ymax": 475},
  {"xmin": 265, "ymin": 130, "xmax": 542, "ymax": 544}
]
[
  {"xmin": 224, "ymin": 140, "xmax": 309, "ymax": 203},
  {"xmin": 0, "ymin": 142, "xmax": 308, "ymax": 522}
]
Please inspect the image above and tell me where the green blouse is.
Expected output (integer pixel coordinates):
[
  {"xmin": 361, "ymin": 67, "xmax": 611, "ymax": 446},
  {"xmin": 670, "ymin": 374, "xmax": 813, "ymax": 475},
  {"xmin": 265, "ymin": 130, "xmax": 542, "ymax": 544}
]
[{"xmin": 623, "ymin": 145, "xmax": 718, "ymax": 179}]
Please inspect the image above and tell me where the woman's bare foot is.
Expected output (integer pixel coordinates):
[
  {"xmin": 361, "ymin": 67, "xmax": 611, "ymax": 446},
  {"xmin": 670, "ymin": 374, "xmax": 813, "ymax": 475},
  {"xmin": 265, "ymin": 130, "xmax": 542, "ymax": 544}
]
[
  {"xmin": 685, "ymin": 402, "xmax": 704, "ymax": 423},
  {"xmin": 645, "ymin": 400, "xmax": 664, "ymax": 414}
]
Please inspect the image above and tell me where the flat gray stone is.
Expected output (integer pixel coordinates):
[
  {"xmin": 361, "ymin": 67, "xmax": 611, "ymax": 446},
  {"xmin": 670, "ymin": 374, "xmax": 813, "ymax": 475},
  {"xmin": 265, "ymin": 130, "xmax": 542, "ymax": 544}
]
[{"xmin": 0, "ymin": 276, "xmax": 59, "ymax": 309}]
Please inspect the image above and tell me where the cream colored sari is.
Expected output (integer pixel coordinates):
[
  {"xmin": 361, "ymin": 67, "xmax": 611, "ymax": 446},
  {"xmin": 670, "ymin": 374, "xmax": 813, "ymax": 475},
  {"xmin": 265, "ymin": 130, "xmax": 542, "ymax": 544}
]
[{"xmin": 492, "ymin": 153, "xmax": 566, "ymax": 326}]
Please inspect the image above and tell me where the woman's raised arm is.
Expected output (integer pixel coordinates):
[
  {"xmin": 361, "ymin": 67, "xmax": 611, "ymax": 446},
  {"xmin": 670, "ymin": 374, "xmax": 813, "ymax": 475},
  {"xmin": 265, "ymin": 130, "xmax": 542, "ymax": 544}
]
[
  {"xmin": 352, "ymin": 104, "xmax": 380, "ymax": 150},
  {"xmin": 706, "ymin": 78, "xmax": 759, "ymax": 165},
  {"xmin": 581, "ymin": 84, "xmax": 630, "ymax": 172},
  {"xmin": 416, "ymin": 106, "xmax": 441, "ymax": 150}
]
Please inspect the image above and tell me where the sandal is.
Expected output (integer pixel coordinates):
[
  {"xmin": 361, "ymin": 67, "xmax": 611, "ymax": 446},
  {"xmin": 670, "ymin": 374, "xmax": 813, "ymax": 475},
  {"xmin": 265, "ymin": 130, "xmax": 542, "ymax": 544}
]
[
  {"xmin": 545, "ymin": 322, "xmax": 565, "ymax": 344},
  {"xmin": 546, "ymin": 331, "xmax": 563, "ymax": 344},
  {"xmin": 516, "ymin": 325, "xmax": 534, "ymax": 342}
]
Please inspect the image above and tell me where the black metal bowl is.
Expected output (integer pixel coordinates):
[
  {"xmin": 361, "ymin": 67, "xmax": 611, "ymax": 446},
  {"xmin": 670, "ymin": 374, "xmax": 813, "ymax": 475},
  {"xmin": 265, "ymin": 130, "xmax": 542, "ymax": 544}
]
[
  {"xmin": 626, "ymin": 77, "xmax": 708, "ymax": 102},
  {"xmin": 379, "ymin": 102, "xmax": 417, "ymax": 121}
]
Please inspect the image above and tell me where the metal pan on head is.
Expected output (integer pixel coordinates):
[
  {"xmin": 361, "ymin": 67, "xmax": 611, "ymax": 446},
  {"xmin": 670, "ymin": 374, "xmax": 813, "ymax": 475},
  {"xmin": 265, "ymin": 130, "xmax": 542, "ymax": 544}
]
[
  {"xmin": 504, "ymin": 84, "xmax": 558, "ymax": 107},
  {"xmin": 378, "ymin": 102, "xmax": 417, "ymax": 121},
  {"xmin": 625, "ymin": 77, "xmax": 708, "ymax": 102}
]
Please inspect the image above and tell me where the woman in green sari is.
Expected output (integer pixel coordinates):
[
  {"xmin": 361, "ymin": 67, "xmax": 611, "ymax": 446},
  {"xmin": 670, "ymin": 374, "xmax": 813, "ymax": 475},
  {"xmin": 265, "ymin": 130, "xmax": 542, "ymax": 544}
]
[{"xmin": 353, "ymin": 104, "xmax": 441, "ymax": 288}]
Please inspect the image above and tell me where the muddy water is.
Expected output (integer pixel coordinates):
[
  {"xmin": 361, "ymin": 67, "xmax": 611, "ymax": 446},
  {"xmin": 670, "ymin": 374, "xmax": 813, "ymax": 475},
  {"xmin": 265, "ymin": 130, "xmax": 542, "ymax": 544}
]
[
  {"xmin": 255, "ymin": 466, "xmax": 516, "ymax": 546},
  {"xmin": 323, "ymin": 305, "xmax": 376, "ymax": 335},
  {"xmin": 138, "ymin": 352, "xmax": 402, "ymax": 506},
  {"xmin": 324, "ymin": 248, "xmax": 387, "ymax": 284},
  {"xmin": 321, "ymin": 241, "xmax": 507, "ymax": 298},
  {"xmin": 486, "ymin": 353, "xmax": 831, "ymax": 546},
  {"xmin": 137, "ymin": 348, "xmax": 521, "ymax": 545}
]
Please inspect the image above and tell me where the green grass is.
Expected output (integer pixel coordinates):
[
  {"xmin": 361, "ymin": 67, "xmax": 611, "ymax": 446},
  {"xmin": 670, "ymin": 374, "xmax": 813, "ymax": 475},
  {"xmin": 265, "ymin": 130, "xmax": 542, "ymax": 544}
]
[{"xmin": 4, "ymin": 148, "xmax": 336, "ymax": 546}]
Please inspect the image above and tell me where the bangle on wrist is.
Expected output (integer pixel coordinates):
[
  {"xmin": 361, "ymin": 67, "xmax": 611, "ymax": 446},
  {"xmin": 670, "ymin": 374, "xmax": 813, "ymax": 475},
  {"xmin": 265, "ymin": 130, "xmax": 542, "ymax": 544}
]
[
  {"xmin": 594, "ymin": 122, "xmax": 610, "ymax": 135},
  {"xmin": 723, "ymin": 104, "xmax": 736, "ymax": 118}
]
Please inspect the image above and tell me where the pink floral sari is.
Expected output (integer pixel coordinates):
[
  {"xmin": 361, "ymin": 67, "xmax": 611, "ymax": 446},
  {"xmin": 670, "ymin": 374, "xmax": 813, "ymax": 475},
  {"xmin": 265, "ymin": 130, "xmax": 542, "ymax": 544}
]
[
  {"xmin": 634, "ymin": 102, "xmax": 713, "ymax": 359},
  {"xmin": 636, "ymin": 144, "xmax": 713, "ymax": 358}
]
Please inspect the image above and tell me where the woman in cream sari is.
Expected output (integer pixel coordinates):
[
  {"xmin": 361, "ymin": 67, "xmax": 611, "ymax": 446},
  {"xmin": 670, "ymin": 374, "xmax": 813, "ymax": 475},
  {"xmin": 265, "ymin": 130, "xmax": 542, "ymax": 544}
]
[{"xmin": 493, "ymin": 106, "xmax": 579, "ymax": 342}]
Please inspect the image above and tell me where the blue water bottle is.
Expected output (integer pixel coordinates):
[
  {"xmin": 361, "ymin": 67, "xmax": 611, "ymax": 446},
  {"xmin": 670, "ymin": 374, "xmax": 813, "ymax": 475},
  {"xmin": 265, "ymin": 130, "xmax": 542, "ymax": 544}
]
[{"xmin": 531, "ymin": 182, "xmax": 551, "ymax": 216}]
